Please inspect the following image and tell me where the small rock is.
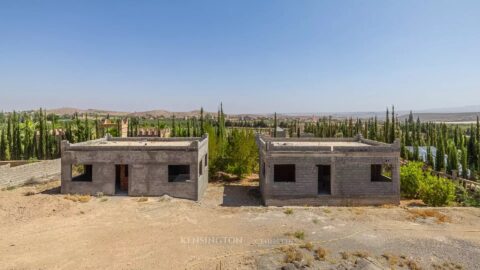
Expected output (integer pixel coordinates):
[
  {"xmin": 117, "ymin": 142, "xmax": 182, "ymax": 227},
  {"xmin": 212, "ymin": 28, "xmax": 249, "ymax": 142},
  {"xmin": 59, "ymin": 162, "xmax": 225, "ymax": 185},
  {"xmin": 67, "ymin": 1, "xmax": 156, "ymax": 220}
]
[
  {"xmin": 352, "ymin": 257, "xmax": 387, "ymax": 270},
  {"xmin": 282, "ymin": 263, "xmax": 297, "ymax": 270}
]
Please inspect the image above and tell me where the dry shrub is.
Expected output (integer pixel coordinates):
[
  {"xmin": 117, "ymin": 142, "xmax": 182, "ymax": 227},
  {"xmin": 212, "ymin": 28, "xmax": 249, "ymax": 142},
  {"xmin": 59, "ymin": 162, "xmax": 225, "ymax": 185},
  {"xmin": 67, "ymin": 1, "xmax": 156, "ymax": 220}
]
[
  {"xmin": 285, "ymin": 231, "xmax": 305, "ymax": 240},
  {"xmin": 100, "ymin": 197, "xmax": 108, "ymax": 202},
  {"xmin": 279, "ymin": 246, "xmax": 303, "ymax": 263},
  {"xmin": 353, "ymin": 208, "xmax": 365, "ymax": 215},
  {"xmin": 304, "ymin": 253, "xmax": 314, "ymax": 267},
  {"xmin": 323, "ymin": 208, "xmax": 332, "ymax": 214},
  {"xmin": 315, "ymin": 246, "xmax": 328, "ymax": 261},
  {"xmin": 293, "ymin": 231, "xmax": 305, "ymax": 240},
  {"xmin": 299, "ymin": 242, "xmax": 313, "ymax": 251},
  {"xmin": 382, "ymin": 253, "xmax": 399, "ymax": 266},
  {"xmin": 137, "ymin": 197, "xmax": 148, "ymax": 202},
  {"xmin": 284, "ymin": 208, "xmax": 293, "ymax": 215},
  {"xmin": 24, "ymin": 191, "xmax": 36, "ymax": 196},
  {"xmin": 432, "ymin": 262, "xmax": 463, "ymax": 270},
  {"xmin": 64, "ymin": 194, "xmax": 91, "ymax": 203},
  {"xmin": 351, "ymin": 251, "xmax": 369, "ymax": 258},
  {"xmin": 380, "ymin": 204, "xmax": 396, "ymax": 208},
  {"xmin": 407, "ymin": 209, "xmax": 451, "ymax": 223},
  {"xmin": 340, "ymin": 251, "xmax": 349, "ymax": 260},
  {"xmin": 404, "ymin": 258, "xmax": 422, "ymax": 270}
]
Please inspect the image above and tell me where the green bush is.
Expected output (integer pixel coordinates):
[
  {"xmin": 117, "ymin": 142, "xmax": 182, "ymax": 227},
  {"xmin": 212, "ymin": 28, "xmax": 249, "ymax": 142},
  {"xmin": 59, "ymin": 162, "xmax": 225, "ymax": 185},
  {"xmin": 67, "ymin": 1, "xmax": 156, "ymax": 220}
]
[
  {"xmin": 456, "ymin": 185, "xmax": 480, "ymax": 207},
  {"xmin": 400, "ymin": 162, "xmax": 424, "ymax": 198},
  {"xmin": 418, "ymin": 175, "xmax": 456, "ymax": 206}
]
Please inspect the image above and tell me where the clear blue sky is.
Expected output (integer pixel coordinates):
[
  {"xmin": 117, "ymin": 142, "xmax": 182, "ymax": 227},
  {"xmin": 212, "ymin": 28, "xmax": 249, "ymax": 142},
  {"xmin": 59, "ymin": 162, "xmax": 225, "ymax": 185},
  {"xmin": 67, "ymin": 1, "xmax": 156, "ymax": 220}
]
[{"xmin": 1, "ymin": 0, "xmax": 479, "ymax": 114}]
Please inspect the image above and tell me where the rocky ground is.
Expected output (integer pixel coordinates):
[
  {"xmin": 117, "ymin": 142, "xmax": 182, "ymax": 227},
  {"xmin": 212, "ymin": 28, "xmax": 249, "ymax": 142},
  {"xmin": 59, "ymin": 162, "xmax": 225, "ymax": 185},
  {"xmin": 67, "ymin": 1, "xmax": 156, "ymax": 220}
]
[{"xmin": 0, "ymin": 178, "xmax": 479, "ymax": 270}]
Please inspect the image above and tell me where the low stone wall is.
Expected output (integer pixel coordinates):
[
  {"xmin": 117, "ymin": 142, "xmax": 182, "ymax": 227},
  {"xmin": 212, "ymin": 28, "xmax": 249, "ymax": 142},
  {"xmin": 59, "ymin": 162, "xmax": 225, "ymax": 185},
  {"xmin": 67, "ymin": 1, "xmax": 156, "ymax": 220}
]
[{"xmin": 0, "ymin": 159, "xmax": 61, "ymax": 188}]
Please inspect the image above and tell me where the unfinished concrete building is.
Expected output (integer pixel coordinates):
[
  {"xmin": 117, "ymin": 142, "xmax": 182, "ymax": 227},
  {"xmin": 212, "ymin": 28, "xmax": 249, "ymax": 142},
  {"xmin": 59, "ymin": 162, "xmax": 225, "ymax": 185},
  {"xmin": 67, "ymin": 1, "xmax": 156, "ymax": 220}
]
[
  {"xmin": 256, "ymin": 134, "xmax": 400, "ymax": 206},
  {"xmin": 61, "ymin": 134, "xmax": 208, "ymax": 201}
]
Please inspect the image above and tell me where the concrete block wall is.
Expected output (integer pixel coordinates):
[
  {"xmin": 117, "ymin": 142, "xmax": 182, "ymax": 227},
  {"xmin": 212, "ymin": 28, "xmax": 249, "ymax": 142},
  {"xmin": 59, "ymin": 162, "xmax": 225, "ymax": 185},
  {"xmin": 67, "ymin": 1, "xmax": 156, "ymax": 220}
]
[
  {"xmin": 257, "ymin": 134, "xmax": 401, "ymax": 206},
  {"xmin": 197, "ymin": 137, "xmax": 209, "ymax": 200},
  {"xmin": 334, "ymin": 156, "xmax": 399, "ymax": 196},
  {"xmin": 0, "ymin": 159, "xmax": 61, "ymax": 188},
  {"xmin": 61, "ymin": 135, "xmax": 209, "ymax": 201}
]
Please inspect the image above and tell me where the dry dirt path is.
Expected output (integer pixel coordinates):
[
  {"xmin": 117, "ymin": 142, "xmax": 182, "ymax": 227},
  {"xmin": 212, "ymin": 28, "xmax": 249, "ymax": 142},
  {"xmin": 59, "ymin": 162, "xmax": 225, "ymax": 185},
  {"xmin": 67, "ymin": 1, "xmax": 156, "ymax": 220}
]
[{"xmin": 0, "ymin": 180, "xmax": 479, "ymax": 269}]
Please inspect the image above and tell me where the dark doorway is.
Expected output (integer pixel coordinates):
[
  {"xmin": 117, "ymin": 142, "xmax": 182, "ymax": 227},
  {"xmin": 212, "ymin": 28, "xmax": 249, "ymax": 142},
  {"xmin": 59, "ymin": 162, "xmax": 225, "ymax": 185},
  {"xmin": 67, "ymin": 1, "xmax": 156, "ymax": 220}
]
[
  {"xmin": 115, "ymin": 164, "xmax": 129, "ymax": 194},
  {"xmin": 317, "ymin": 165, "xmax": 331, "ymax": 195}
]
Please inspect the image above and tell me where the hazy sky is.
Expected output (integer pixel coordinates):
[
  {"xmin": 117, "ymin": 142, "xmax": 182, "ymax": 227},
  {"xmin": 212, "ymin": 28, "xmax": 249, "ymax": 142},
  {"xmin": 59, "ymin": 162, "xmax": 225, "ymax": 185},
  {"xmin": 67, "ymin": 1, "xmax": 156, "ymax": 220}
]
[{"xmin": 1, "ymin": 0, "xmax": 479, "ymax": 114}]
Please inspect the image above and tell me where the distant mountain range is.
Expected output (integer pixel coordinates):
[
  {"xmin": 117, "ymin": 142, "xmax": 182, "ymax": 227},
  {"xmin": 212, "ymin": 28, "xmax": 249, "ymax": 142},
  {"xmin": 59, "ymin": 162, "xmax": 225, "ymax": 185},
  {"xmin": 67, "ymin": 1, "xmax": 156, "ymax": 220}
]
[{"xmin": 43, "ymin": 105, "xmax": 480, "ymax": 122}]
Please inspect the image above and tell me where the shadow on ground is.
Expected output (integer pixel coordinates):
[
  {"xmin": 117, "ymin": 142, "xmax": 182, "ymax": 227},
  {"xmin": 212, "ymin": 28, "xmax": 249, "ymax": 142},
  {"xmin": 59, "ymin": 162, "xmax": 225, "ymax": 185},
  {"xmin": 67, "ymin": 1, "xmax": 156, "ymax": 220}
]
[
  {"xmin": 40, "ymin": 186, "xmax": 61, "ymax": 194},
  {"xmin": 221, "ymin": 185, "xmax": 262, "ymax": 207}
]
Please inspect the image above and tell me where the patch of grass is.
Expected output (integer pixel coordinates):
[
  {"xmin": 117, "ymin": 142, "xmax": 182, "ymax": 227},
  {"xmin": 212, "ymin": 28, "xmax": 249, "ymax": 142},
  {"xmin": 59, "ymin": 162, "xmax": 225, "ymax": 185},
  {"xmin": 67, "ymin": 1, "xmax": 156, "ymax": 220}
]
[
  {"xmin": 407, "ymin": 209, "xmax": 451, "ymax": 223},
  {"xmin": 284, "ymin": 208, "xmax": 293, "ymax": 215},
  {"xmin": 315, "ymin": 246, "xmax": 328, "ymax": 261},
  {"xmin": 137, "ymin": 197, "xmax": 148, "ymax": 202},
  {"xmin": 279, "ymin": 246, "xmax": 303, "ymax": 264},
  {"xmin": 100, "ymin": 197, "xmax": 108, "ymax": 202},
  {"xmin": 5, "ymin": 186, "xmax": 16, "ymax": 191},
  {"xmin": 64, "ymin": 194, "xmax": 91, "ymax": 203},
  {"xmin": 312, "ymin": 218, "xmax": 319, "ymax": 224},
  {"xmin": 323, "ymin": 208, "xmax": 332, "ymax": 214},
  {"xmin": 24, "ymin": 191, "xmax": 36, "ymax": 196},
  {"xmin": 284, "ymin": 230, "xmax": 305, "ymax": 240},
  {"xmin": 299, "ymin": 242, "xmax": 313, "ymax": 251}
]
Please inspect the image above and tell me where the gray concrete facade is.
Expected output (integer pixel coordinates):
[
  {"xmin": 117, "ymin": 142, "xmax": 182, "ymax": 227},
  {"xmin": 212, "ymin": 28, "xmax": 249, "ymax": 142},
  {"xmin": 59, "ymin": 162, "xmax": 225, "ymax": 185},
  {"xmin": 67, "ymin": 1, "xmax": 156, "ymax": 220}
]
[
  {"xmin": 61, "ymin": 134, "xmax": 208, "ymax": 201},
  {"xmin": 256, "ymin": 134, "xmax": 401, "ymax": 206}
]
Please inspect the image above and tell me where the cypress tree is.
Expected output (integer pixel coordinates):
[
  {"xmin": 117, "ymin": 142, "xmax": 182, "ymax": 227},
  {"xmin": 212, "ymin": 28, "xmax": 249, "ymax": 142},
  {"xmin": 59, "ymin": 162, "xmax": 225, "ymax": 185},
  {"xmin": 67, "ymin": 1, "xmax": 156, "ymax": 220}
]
[
  {"xmin": 200, "ymin": 107, "xmax": 205, "ymax": 135},
  {"xmin": 7, "ymin": 114, "xmax": 12, "ymax": 158},
  {"xmin": 461, "ymin": 147, "xmax": 468, "ymax": 178},
  {"xmin": 447, "ymin": 142, "xmax": 458, "ymax": 174},
  {"xmin": 389, "ymin": 106, "xmax": 395, "ymax": 143},
  {"xmin": 38, "ymin": 109, "xmax": 44, "ymax": 159},
  {"xmin": 219, "ymin": 103, "xmax": 225, "ymax": 138},
  {"xmin": 273, "ymin": 112, "xmax": 277, "ymax": 137},
  {"xmin": 436, "ymin": 135, "xmax": 446, "ymax": 171},
  {"xmin": 384, "ymin": 107, "xmax": 389, "ymax": 143},
  {"xmin": 412, "ymin": 143, "xmax": 419, "ymax": 161},
  {"xmin": 0, "ymin": 128, "xmax": 6, "ymax": 160},
  {"xmin": 467, "ymin": 125, "xmax": 478, "ymax": 170},
  {"xmin": 426, "ymin": 146, "xmax": 434, "ymax": 167},
  {"xmin": 171, "ymin": 115, "xmax": 176, "ymax": 137}
]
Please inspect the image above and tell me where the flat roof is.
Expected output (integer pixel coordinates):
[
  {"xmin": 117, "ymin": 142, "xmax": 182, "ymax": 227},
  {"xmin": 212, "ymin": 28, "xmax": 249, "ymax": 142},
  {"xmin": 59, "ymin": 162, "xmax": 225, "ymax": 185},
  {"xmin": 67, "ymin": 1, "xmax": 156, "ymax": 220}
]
[
  {"xmin": 271, "ymin": 141, "xmax": 370, "ymax": 147},
  {"xmin": 84, "ymin": 140, "xmax": 193, "ymax": 147}
]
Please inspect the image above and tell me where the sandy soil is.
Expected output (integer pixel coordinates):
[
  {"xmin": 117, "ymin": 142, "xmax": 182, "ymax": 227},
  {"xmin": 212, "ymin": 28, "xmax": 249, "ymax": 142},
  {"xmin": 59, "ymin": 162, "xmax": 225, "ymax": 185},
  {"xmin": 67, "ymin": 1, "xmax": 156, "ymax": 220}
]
[{"xmin": 1, "ymin": 178, "xmax": 479, "ymax": 270}]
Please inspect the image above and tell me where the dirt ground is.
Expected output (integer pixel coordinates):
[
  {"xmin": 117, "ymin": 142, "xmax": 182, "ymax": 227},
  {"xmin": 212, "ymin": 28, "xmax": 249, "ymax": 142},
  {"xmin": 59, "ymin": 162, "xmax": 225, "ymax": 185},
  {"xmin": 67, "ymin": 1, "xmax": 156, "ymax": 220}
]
[{"xmin": 1, "ymin": 178, "xmax": 479, "ymax": 270}]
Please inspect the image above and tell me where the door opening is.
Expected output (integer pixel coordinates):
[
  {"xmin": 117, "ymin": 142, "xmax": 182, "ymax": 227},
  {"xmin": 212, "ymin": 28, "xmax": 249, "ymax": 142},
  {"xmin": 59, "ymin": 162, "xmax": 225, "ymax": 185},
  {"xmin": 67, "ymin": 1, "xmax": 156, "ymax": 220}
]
[
  {"xmin": 317, "ymin": 165, "xmax": 331, "ymax": 195},
  {"xmin": 115, "ymin": 164, "xmax": 129, "ymax": 194}
]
